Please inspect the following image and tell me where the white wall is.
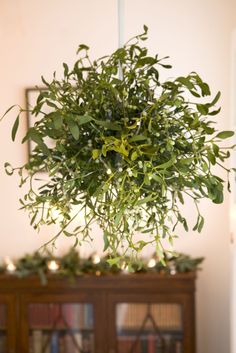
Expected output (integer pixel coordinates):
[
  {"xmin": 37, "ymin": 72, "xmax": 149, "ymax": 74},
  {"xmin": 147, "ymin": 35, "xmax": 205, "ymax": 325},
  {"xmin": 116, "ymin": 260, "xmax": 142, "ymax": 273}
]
[{"xmin": 0, "ymin": 1, "xmax": 236, "ymax": 352}]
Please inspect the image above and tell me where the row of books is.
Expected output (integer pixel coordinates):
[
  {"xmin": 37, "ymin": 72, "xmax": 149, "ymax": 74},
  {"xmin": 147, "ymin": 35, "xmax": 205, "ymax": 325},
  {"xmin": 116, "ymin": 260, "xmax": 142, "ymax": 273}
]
[
  {"xmin": 116, "ymin": 303, "xmax": 182, "ymax": 331},
  {"xmin": 30, "ymin": 330, "xmax": 94, "ymax": 353},
  {"xmin": 117, "ymin": 334, "xmax": 183, "ymax": 353},
  {"xmin": 29, "ymin": 303, "xmax": 93, "ymax": 330},
  {"xmin": 0, "ymin": 305, "xmax": 6, "ymax": 328}
]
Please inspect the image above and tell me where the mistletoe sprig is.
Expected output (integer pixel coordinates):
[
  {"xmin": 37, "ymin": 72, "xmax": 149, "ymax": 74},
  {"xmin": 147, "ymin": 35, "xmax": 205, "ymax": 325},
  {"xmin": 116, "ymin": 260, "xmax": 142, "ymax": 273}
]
[{"xmin": 4, "ymin": 26, "xmax": 235, "ymax": 262}]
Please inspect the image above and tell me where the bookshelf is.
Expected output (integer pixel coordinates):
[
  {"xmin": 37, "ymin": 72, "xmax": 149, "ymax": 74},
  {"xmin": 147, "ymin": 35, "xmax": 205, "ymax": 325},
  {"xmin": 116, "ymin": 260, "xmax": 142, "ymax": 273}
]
[
  {"xmin": 0, "ymin": 272, "xmax": 196, "ymax": 353},
  {"xmin": 28, "ymin": 303, "xmax": 94, "ymax": 353},
  {"xmin": 116, "ymin": 303, "xmax": 183, "ymax": 353}
]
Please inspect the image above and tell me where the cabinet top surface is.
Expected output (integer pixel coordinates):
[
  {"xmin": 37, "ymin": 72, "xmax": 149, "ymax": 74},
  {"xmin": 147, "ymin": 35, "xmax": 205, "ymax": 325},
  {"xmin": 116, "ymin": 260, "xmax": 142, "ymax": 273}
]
[{"xmin": 0, "ymin": 272, "xmax": 196, "ymax": 292}]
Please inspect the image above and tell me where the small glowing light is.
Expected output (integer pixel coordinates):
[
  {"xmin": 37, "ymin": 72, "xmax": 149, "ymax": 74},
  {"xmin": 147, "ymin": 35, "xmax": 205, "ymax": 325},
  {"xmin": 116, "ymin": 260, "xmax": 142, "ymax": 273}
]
[
  {"xmin": 120, "ymin": 261, "xmax": 129, "ymax": 273},
  {"xmin": 5, "ymin": 257, "xmax": 16, "ymax": 273},
  {"xmin": 47, "ymin": 260, "xmax": 60, "ymax": 272},
  {"xmin": 147, "ymin": 258, "xmax": 156, "ymax": 268},
  {"xmin": 7, "ymin": 263, "xmax": 16, "ymax": 272},
  {"xmin": 106, "ymin": 168, "xmax": 112, "ymax": 175},
  {"xmin": 120, "ymin": 261, "xmax": 126, "ymax": 270},
  {"xmin": 92, "ymin": 253, "xmax": 101, "ymax": 265},
  {"xmin": 169, "ymin": 261, "xmax": 177, "ymax": 275}
]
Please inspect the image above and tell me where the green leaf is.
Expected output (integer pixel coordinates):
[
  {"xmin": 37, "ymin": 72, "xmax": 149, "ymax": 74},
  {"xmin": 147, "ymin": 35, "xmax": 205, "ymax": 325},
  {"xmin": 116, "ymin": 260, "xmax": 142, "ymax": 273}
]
[
  {"xmin": 53, "ymin": 114, "xmax": 63, "ymax": 130},
  {"xmin": 207, "ymin": 150, "xmax": 216, "ymax": 165},
  {"xmin": 180, "ymin": 158, "xmax": 193, "ymax": 165},
  {"xmin": 11, "ymin": 114, "xmax": 19, "ymax": 141},
  {"xmin": 0, "ymin": 105, "xmax": 17, "ymax": 122},
  {"xmin": 63, "ymin": 230, "xmax": 74, "ymax": 237},
  {"xmin": 152, "ymin": 174, "xmax": 162, "ymax": 183},
  {"xmin": 106, "ymin": 257, "xmax": 121, "ymax": 266},
  {"xmin": 131, "ymin": 151, "xmax": 138, "ymax": 161},
  {"xmin": 182, "ymin": 218, "xmax": 189, "ymax": 232},
  {"xmin": 137, "ymin": 57, "xmax": 158, "ymax": 67},
  {"xmin": 177, "ymin": 191, "xmax": 184, "ymax": 204},
  {"xmin": 92, "ymin": 149, "xmax": 100, "ymax": 160},
  {"xmin": 4, "ymin": 162, "xmax": 14, "ymax": 176},
  {"xmin": 212, "ymin": 144, "xmax": 219, "ymax": 156},
  {"xmin": 156, "ymin": 157, "xmax": 175, "ymax": 170},
  {"xmin": 197, "ymin": 104, "xmax": 208, "ymax": 115},
  {"xmin": 114, "ymin": 209, "xmax": 124, "ymax": 226},
  {"xmin": 46, "ymin": 100, "xmax": 58, "ymax": 109},
  {"xmin": 210, "ymin": 91, "xmax": 221, "ymax": 106},
  {"xmin": 25, "ymin": 129, "xmax": 50, "ymax": 155},
  {"xmin": 208, "ymin": 107, "xmax": 221, "ymax": 116},
  {"xmin": 136, "ymin": 195, "xmax": 157, "ymax": 206},
  {"xmin": 63, "ymin": 63, "xmax": 69, "ymax": 76},
  {"xmin": 176, "ymin": 77, "xmax": 194, "ymax": 89},
  {"xmin": 77, "ymin": 115, "xmax": 93, "ymax": 125},
  {"xmin": 198, "ymin": 216, "xmax": 204, "ymax": 232},
  {"xmin": 77, "ymin": 44, "xmax": 90, "ymax": 54},
  {"xmin": 216, "ymin": 131, "xmax": 234, "ymax": 139},
  {"xmin": 94, "ymin": 120, "xmax": 121, "ymax": 131},
  {"xmin": 68, "ymin": 120, "xmax": 79, "ymax": 140},
  {"xmin": 103, "ymin": 231, "xmax": 110, "ymax": 252},
  {"xmin": 129, "ymin": 135, "xmax": 148, "ymax": 142},
  {"xmin": 189, "ymin": 90, "xmax": 200, "ymax": 98}
]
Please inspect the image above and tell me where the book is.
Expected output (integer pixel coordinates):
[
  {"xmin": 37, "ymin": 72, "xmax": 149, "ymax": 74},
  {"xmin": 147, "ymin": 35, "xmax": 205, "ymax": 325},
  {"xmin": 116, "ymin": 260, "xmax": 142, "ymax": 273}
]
[
  {"xmin": 175, "ymin": 340, "xmax": 182, "ymax": 353},
  {"xmin": 84, "ymin": 304, "xmax": 94, "ymax": 329},
  {"xmin": 155, "ymin": 337, "xmax": 164, "ymax": 353},
  {"xmin": 117, "ymin": 335, "xmax": 141, "ymax": 353},
  {"xmin": 147, "ymin": 334, "xmax": 155, "ymax": 353},
  {"xmin": 140, "ymin": 337, "xmax": 148, "ymax": 353},
  {"xmin": 29, "ymin": 304, "xmax": 50, "ymax": 329},
  {"xmin": 58, "ymin": 334, "xmax": 66, "ymax": 353},
  {"xmin": 42, "ymin": 332, "xmax": 50, "ymax": 353},
  {"xmin": 50, "ymin": 331, "xmax": 59, "ymax": 353},
  {"xmin": 74, "ymin": 332, "xmax": 82, "ymax": 351},
  {"xmin": 64, "ymin": 333, "xmax": 74, "ymax": 352},
  {"xmin": 32, "ymin": 330, "xmax": 43, "ymax": 353}
]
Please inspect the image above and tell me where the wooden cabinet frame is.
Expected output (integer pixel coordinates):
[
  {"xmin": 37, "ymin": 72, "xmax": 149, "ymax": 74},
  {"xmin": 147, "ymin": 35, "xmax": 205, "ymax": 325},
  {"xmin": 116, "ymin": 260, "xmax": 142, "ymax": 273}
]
[{"xmin": 0, "ymin": 272, "xmax": 196, "ymax": 353}]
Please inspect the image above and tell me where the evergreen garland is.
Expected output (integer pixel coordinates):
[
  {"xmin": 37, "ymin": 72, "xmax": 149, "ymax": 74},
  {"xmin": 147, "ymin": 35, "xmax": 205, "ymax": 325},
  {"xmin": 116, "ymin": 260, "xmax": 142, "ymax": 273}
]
[{"xmin": 0, "ymin": 248, "xmax": 204, "ymax": 285}]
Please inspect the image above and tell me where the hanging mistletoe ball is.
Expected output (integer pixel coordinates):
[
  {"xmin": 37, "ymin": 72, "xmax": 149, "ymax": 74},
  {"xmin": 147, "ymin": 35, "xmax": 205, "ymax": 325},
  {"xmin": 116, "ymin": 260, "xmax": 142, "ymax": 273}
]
[{"xmin": 5, "ymin": 26, "xmax": 235, "ymax": 262}]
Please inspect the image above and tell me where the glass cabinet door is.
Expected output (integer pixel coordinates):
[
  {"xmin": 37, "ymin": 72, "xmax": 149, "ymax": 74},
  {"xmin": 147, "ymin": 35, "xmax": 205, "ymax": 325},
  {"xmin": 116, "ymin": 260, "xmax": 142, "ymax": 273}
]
[
  {"xmin": 115, "ymin": 303, "xmax": 183, "ymax": 353},
  {"xmin": 0, "ymin": 304, "xmax": 6, "ymax": 353},
  {"xmin": 28, "ymin": 303, "xmax": 94, "ymax": 353}
]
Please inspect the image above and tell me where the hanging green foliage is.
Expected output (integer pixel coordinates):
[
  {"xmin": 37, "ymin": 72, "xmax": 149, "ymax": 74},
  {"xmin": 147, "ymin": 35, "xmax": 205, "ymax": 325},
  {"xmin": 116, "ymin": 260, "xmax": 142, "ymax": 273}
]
[{"xmin": 3, "ymin": 26, "xmax": 235, "ymax": 261}]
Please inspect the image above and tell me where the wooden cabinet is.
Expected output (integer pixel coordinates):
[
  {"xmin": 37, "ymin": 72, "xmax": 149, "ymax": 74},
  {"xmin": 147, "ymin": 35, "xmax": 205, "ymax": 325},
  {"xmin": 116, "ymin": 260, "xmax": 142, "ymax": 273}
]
[{"xmin": 0, "ymin": 272, "xmax": 196, "ymax": 353}]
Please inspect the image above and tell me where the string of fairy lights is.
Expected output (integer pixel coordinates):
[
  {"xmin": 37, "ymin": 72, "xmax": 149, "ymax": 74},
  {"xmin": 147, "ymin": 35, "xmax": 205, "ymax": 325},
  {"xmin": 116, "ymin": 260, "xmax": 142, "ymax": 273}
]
[{"xmin": 1, "ymin": 249, "xmax": 204, "ymax": 282}]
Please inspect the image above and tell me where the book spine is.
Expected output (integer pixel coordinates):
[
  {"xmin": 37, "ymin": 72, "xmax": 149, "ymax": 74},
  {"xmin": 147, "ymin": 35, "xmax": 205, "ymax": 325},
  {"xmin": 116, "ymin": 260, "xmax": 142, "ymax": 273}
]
[
  {"xmin": 148, "ymin": 334, "xmax": 155, "ymax": 353},
  {"xmin": 74, "ymin": 332, "xmax": 82, "ymax": 351},
  {"xmin": 50, "ymin": 331, "xmax": 59, "ymax": 353},
  {"xmin": 42, "ymin": 332, "xmax": 50, "ymax": 353},
  {"xmin": 175, "ymin": 340, "xmax": 183, "ymax": 353},
  {"xmin": 32, "ymin": 330, "xmax": 43, "ymax": 353},
  {"xmin": 141, "ymin": 336, "xmax": 148, "ymax": 353}
]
